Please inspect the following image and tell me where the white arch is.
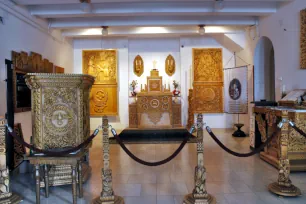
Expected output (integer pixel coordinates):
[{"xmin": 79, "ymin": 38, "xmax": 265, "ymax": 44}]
[{"xmin": 254, "ymin": 36, "xmax": 275, "ymax": 101}]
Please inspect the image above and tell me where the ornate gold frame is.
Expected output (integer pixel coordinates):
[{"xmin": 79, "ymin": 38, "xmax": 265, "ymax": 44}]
[
  {"xmin": 133, "ymin": 55, "xmax": 144, "ymax": 77},
  {"xmin": 165, "ymin": 54, "xmax": 175, "ymax": 76}
]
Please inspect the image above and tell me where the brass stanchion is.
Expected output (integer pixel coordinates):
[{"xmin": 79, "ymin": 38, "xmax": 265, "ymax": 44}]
[
  {"xmin": 92, "ymin": 116, "xmax": 124, "ymax": 204},
  {"xmin": 268, "ymin": 111, "xmax": 301, "ymax": 197},
  {"xmin": 183, "ymin": 114, "xmax": 216, "ymax": 204},
  {"xmin": 0, "ymin": 117, "xmax": 22, "ymax": 204}
]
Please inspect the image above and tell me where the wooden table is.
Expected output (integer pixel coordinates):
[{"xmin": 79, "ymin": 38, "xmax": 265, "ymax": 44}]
[{"xmin": 27, "ymin": 151, "xmax": 86, "ymax": 204}]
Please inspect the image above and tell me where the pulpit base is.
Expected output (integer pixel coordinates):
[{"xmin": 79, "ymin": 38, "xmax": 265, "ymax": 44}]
[
  {"xmin": 0, "ymin": 193, "xmax": 22, "ymax": 204},
  {"xmin": 40, "ymin": 163, "xmax": 91, "ymax": 187},
  {"xmin": 183, "ymin": 194, "xmax": 216, "ymax": 204},
  {"xmin": 268, "ymin": 182, "xmax": 301, "ymax": 197},
  {"xmin": 92, "ymin": 196, "xmax": 124, "ymax": 204}
]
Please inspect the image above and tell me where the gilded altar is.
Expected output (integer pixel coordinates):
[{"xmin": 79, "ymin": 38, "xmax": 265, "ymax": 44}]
[
  {"xmin": 129, "ymin": 69, "xmax": 181, "ymax": 128},
  {"xmin": 254, "ymin": 90, "xmax": 306, "ymax": 171},
  {"xmin": 25, "ymin": 73, "xmax": 95, "ymax": 186}
]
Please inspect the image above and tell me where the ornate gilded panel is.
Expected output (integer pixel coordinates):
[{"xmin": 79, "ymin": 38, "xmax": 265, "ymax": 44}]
[
  {"xmin": 82, "ymin": 50, "xmax": 118, "ymax": 116},
  {"xmin": 90, "ymin": 85, "xmax": 118, "ymax": 116},
  {"xmin": 193, "ymin": 83, "xmax": 223, "ymax": 113},
  {"xmin": 187, "ymin": 89, "xmax": 194, "ymax": 129},
  {"xmin": 301, "ymin": 9, "xmax": 306, "ymax": 69},
  {"xmin": 193, "ymin": 48, "xmax": 223, "ymax": 82},
  {"xmin": 165, "ymin": 54, "xmax": 175, "ymax": 76},
  {"xmin": 192, "ymin": 48, "xmax": 224, "ymax": 113},
  {"xmin": 289, "ymin": 113, "xmax": 306, "ymax": 152},
  {"xmin": 82, "ymin": 50, "xmax": 117, "ymax": 85},
  {"xmin": 137, "ymin": 95, "xmax": 172, "ymax": 126},
  {"xmin": 133, "ymin": 55, "xmax": 144, "ymax": 77}
]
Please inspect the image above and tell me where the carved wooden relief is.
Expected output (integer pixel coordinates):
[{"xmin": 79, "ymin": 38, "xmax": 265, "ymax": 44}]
[
  {"xmin": 301, "ymin": 9, "xmax": 306, "ymax": 69},
  {"xmin": 192, "ymin": 48, "xmax": 224, "ymax": 113},
  {"xmin": 193, "ymin": 83, "xmax": 223, "ymax": 113},
  {"xmin": 54, "ymin": 66, "xmax": 64, "ymax": 73},
  {"xmin": 90, "ymin": 85, "xmax": 118, "ymax": 116},
  {"xmin": 133, "ymin": 55, "xmax": 144, "ymax": 77},
  {"xmin": 187, "ymin": 89, "xmax": 194, "ymax": 129},
  {"xmin": 12, "ymin": 51, "xmax": 55, "ymax": 73},
  {"xmin": 172, "ymin": 103, "xmax": 181, "ymax": 127},
  {"xmin": 13, "ymin": 123, "xmax": 26, "ymax": 169},
  {"xmin": 129, "ymin": 104, "xmax": 138, "ymax": 128},
  {"xmin": 193, "ymin": 48, "xmax": 223, "ymax": 82},
  {"xmin": 82, "ymin": 50, "xmax": 117, "ymax": 84},
  {"xmin": 82, "ymin": 50, "xmax": 118, "ymax": 116},
  {"xmin": 165, "ymin": 54, "xmax": 175, "ymax": 76}
]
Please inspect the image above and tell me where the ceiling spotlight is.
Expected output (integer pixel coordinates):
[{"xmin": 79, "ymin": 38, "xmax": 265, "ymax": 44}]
[
  {"xmin": 101, "ymin": 26, "xmax": 108, "ymax": 36},
  {"xmin": 80, "ymin": 0, "xmax": 92, "ymax": 13},
  {"xmin": 198, "ymin": 25, "xmax": 205, "ymax": 35},
  {"xmin": 215, "ymin": 0, "xmax": 224, "ymax": 10}
]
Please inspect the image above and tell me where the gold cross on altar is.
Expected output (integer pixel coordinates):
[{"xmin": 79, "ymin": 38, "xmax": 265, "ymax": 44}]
[{"xmin": 153, "ymin": 60, "xmax": 157, "ymax": 69}]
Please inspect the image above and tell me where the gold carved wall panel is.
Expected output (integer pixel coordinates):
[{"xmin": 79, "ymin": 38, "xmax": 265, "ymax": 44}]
[
  {"xmin": 193, "ymin": 83, "xmax": 223, "ymax": 113},
  {"xmin": 301, "ymin": 8, "xmax": 306, "ymax": 69},
  {"xmin": 165, "ymin": 54, "xmax": 175, "ymax": 76},
  {"xmin": 90, "ymin": 85, "xmax": 118, "ymax": 116},
  {"xmin": 82, "ymin": 50, "xmax": 117, "ymax": 84},
  {"xmin": 192, "ymin": 48, "xmax": 224, "ymax": 113},
  {"xmin": 82, "ymin": 50, "xmax": 118, "ymax": 116},
  {"xmin": 193, "ymin": 48, "xmax": 223, "ymax": 82},
  {"xmin": 133, "ymin": 55, "xmax": 144, "ymax": 77}
]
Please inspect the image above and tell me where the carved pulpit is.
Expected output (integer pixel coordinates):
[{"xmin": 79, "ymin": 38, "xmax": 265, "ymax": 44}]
[
  {"xmin": 129, "ymin": 69, "xmax": 181, "ymax": 128},
  {"xmin": 25, "ymin": 73, "xmax": 95, "ymax": 187}
]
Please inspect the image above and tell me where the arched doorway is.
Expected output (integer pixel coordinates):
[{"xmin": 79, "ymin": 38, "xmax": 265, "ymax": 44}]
[{"xmin": 254, "ymin": 36, "xmax": 275, "ymax": 101}]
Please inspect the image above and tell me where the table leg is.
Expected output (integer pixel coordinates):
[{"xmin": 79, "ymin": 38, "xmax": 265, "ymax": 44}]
[
  {"xmin": 44, "ymin": 164, "xmax": 49, "ymax": 198},
  {"xmin": 72, "ymin": 165, "xmax": 77, "ymax": 204},
  {"xmin": 35, "ymin": 164, "xmax": 40, "ymax": 204},
  {"xmin": 78, "ymin": 161, "xmax": 83, "ymax": 198}
]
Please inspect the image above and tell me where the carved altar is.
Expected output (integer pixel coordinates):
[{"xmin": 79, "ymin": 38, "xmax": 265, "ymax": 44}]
[
  {"xmin": 254, "ymin": 90, "xmax": 306, "ymax": 171},
  {"xmin": 25, "ymin": 73, "xmax": 95, "ymax": 186},
  {"xmin": 129, "ymin": 69, "xmax": 181, "ymax": 128}
]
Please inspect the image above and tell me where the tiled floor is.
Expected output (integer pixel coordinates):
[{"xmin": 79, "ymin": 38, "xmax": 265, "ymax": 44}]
[{"xmin": 11, "ymin": 129, "xmax": 306, "ymax": 204}]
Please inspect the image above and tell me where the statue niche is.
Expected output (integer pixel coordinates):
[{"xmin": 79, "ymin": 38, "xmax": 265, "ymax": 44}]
[
  {"xmin": 165, "ymin": 54, "xmax": 175, "ymax": 76},
  {"xmin": 133, "ymin": 55, "xmax": 144, "ymax": 77}
]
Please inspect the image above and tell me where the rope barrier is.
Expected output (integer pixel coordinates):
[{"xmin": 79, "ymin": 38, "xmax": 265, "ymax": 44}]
[
  {"xmin": 288, "ymin": 121, "xmax": 306, "ymax": 138},
  {"xmin": 205, "ymin": 126, "xmax": 278, "ymax": 157},
  {"xmin": 6, "ymin": 125, "xmax": 100, "ymax": 157},
  {"xmin": 110, "ymin": 127, "xmax": 192, "ymax": 166}
]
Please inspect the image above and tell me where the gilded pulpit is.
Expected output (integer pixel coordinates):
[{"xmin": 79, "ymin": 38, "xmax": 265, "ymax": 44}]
[
  {"xmin": 129, "ymin": 69, "xmax": 181, "ymax": 128},
  {"xmin": 25, "ymin": 73, "xmax": 95, "ymax": 186}
]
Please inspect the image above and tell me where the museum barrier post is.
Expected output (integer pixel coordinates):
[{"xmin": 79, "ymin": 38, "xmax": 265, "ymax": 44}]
[
  {"xmin": 93, "ymin": 116, "xmax": 124, "ymax": 204},
  {"xmin": 0, "ymin": 117, "xmax": 22, "ymax": 204},
  {"xmin": 183, "ymin": 114, "xmax": 216, "ymax": 204},
  {"xmin": 268, "ymin": 110, "xmax": 301, "ymax": 197}
]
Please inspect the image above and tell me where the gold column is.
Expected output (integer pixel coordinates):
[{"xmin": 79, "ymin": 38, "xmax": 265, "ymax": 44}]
[
  {"xmin": 183, "ymin": 114, "xmax": 216, "ymax": 204},
  {"xmin": 93, "ymin": 116, "xmax": 124, "ymax": 204},
  {"xmin": 268, "ymin": 111, "xmax": 301, "ymax": 196},
  {"xmin": 0, "ymin": 117, "xmax": 22, "ymax": 204}
]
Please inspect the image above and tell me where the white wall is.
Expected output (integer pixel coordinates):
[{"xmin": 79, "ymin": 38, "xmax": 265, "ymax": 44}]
[
  {"xmin": 0, "ymin": 4, "xmax": 74, "ymax": 142},
  {"xmin": 244, "ymin": 0, "xmax": 306, "ymax": 101}
]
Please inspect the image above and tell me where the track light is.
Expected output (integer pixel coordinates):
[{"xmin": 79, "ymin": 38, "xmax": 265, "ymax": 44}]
[
  {"xmin": 101, "ymin": 26, "xmax": 108, "ymax": 36},
  {"xmin": 80, "ymin": 0, "xmax": 92, "ymax": 13},
  {"xmin": 198, "ymin": 25, "xmax": 205, "ymax": 35},
  {"xmin": 215, "ymin": 0, "xmax": 224, "ymax": 10}
]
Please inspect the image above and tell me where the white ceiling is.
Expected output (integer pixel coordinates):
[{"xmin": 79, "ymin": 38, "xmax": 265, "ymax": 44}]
[{"xmin": 10, "ymin": 0, "xmax": 294, "ymax": 37}]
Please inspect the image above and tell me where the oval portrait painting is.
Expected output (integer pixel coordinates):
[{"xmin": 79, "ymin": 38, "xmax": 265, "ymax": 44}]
[{"xmin": 229, "ymin": 78, "xmax": 241, "ymax": 100}]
